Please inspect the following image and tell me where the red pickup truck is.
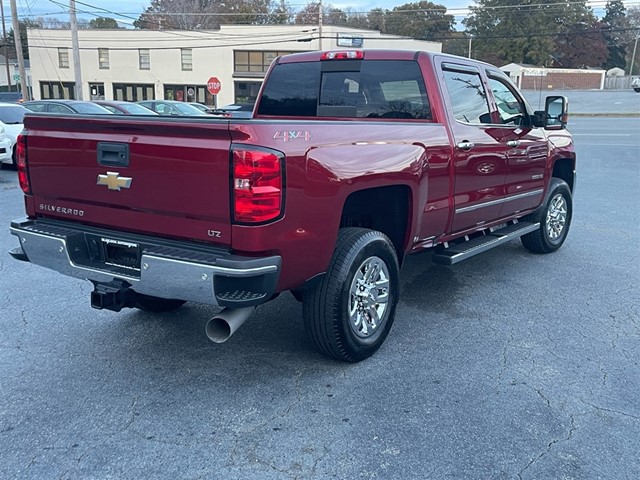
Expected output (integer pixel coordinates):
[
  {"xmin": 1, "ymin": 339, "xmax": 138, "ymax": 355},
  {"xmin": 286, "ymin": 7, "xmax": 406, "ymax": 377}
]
[{"xmin": 10, "ymin": 50, "xmax": 575, "ymax": 362}]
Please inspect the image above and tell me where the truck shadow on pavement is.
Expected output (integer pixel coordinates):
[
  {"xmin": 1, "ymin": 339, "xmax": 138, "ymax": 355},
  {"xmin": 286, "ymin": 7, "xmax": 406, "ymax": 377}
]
[{"xmin": 95, "ymin": 241, "xmax": 533, "ymax": 373}]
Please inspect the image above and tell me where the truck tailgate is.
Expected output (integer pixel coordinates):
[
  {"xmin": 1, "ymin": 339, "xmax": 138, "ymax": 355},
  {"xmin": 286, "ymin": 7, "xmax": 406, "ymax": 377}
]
[{"xmin": 23, "ymin": 115, "xmax": 233, "ymax": 246}]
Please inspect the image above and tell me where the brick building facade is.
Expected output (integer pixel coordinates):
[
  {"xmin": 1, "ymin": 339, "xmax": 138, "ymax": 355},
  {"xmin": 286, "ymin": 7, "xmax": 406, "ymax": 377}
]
[{"xmin": 501, "ymin": 63, "xmax": 605, "ymax": 90}]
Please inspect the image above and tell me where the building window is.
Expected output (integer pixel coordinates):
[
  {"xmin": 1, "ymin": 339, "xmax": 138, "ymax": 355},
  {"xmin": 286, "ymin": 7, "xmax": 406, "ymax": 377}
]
[
  {"xmin": 40, "ymin": 81, "xmax": 75, "ymax": 99},
  {"xmin": 163, "ymin": 84, "xmax": 214, "ymax": 105},
  {"xmin": 58, "ymin": 48, "xmax": 69, "ymax": 69},
  {"xmin": 98, "ymin": 48, "xmax": 110, "ymax": 69},
  {"xmin": 234, "ymin": 51, "xmax": 295, "ymax": 76},
  {"xmin": 113, "ymin": 83, "xmax": 155, "ymax": 101},
  {"xmin": 181, "ymin": 49, "xmax": 192, "ymax": 71},
  {"xmin": 234, "ymin": 81, "xmax": 262, "ymax": 104},
  {"xmin": 89, "ymin": 83, "xmax": 105, "ymax": 100},
  {"xmin": 139, "ymin": 49, "xmax": 150, "ymax": 70}
]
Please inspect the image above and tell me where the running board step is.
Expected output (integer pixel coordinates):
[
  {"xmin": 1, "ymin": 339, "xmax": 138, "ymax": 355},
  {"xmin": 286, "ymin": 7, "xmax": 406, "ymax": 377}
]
[{"xmin": 432, "ymin": 222, "xmax": 540, "ymax": 265}]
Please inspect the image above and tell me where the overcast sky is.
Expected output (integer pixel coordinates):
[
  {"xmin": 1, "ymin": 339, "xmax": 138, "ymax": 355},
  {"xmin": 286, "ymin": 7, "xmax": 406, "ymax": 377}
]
[{"xmin": 8, "ymin": 0, "xmax": 617, "ymax": 29}]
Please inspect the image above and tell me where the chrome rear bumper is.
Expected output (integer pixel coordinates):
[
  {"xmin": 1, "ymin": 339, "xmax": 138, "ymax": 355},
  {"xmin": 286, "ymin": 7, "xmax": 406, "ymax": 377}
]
[{"xmin": 10, "ymin": 218, "xmax": 280, "ymax": 307}]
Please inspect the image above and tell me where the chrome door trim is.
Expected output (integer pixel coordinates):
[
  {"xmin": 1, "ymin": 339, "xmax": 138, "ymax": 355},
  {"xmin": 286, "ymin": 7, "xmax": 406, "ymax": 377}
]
[{"xmin": 455, "ymin": 188, "xmax": 544, "ymax": 214}]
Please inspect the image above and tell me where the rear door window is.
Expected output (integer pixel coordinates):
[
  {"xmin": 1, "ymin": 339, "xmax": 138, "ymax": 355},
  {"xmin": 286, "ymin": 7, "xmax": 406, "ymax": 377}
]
[
  {"xmin": 442, "ymin": 68, "xmax": 492, "ymax": 124},
  {"xmin": 258, "ymin": 59, "xmax": 431, "ymax": 120}
]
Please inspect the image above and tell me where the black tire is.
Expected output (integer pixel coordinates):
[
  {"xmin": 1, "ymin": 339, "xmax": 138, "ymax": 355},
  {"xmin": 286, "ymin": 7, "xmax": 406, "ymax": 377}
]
[
  {"xmin": 134, "ymin": 293, "xmax": 186, "ymax": 313},
  {"xmin": 521, "ymin": 178, "xmax": 572, "ymax": 253},
  {"xmin": 303, "ymin": 228, "xmax": 400, "ymax": 362}
]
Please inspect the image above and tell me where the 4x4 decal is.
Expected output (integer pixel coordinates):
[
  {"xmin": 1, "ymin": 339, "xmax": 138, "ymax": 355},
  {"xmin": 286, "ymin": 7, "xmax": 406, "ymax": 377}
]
[{"xmin": 273, "ymin": 131, "xmax": 311, "ymax": 142}]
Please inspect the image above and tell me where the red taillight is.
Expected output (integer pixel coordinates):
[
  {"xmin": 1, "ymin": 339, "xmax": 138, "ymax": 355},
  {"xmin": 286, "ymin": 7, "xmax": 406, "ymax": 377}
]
[
  {"xmin": 321, "ymin": 50, "xmax": 364, "ymax": 60},
  {"xmin": 16, "ymin": 134, "xmax": 30, "ymax": 194},
  {"xmin": 233, "ymin": 147, "xmax": 283, "ymax": 223}
]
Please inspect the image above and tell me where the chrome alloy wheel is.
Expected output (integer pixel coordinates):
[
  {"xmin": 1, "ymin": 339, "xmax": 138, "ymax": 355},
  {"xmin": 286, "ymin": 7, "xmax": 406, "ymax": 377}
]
[
  {"xmin": 348, "ymin": 256, "xmax": 390, "ymax": 338},
  {"xmin": 545, "ymin": 193, "xmax": 568, "ymax": 241}
]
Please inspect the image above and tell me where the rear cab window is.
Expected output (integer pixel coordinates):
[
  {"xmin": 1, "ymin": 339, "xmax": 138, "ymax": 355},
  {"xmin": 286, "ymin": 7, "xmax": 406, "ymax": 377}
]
[{"xmin": 257, "ymin": 59, "xmax": 432, "ymax": 120}]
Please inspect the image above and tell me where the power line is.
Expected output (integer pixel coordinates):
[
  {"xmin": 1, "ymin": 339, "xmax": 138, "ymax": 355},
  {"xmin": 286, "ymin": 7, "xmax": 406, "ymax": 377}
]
[
  {"xmin": 28, "ymin": 25, "xmax": 639, "ymax": 52},
  {"xmin": 41, "ymin": 0, "xmax": 640, "ymax": 20}
]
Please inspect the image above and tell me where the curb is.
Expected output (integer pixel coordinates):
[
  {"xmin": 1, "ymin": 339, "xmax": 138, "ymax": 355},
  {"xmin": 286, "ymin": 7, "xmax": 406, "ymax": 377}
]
[{"xmin": 570, "ymin": 113, "xmax": 640, "ymax": 117}]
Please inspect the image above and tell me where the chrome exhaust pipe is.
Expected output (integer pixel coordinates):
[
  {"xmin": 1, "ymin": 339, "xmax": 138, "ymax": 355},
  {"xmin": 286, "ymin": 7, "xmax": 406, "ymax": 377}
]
[{"xmin": 205, "ymin": 307, "xmax": 256, "ymax": 343}]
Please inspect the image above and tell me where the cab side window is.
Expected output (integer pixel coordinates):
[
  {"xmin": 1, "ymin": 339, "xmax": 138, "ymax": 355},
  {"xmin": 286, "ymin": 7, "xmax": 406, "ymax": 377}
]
[
  {"xmin": 442, "ymin": 68, "xmax": 491, "ymax": 124},
  {"xmin": 488, "ymin": 77, "xmax": 526, "ymax": 126}
]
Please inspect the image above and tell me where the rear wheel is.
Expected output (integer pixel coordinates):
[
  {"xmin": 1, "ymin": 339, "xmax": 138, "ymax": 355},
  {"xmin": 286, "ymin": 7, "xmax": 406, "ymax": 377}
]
[
  {"xmin": 303, "ymin": 228, "xmax": 400, "ymax": 362},
  {"xmin": 134, "ymin": 294, "xmax": 186, "ymax": 313},
  {"xmin": 521, "ymin": 178, "xmax": 572, "ymax": 253}
]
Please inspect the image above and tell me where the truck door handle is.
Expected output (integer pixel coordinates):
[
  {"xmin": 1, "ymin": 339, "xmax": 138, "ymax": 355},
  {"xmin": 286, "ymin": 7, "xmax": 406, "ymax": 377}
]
[
  {"xmin": 456, "ymin": 141, "xmax": 475, "ymax": 151},
  {"xmin": 506, "ymin": 140, "xmax": 521, "ymax": 147},
  {"xmin": 97, "ymin": 142, "xmax": 130, "ymax": 167}
]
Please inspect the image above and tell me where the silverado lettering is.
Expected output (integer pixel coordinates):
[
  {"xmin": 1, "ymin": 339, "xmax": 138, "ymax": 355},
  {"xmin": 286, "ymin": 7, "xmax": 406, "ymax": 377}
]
[
  {"xmin": 10, "ymin": 50, "xmax": 575, "ymax": 362},
  {"xmin": 39, "ymin": 204, "xmax": 85, "ymax": 217}
]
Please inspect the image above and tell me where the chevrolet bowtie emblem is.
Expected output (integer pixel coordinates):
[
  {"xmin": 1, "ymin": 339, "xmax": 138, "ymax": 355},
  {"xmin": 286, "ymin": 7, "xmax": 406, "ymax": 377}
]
[{"xmin": 97, "ymin": 172, "xmax": 132, "ymax": 191}]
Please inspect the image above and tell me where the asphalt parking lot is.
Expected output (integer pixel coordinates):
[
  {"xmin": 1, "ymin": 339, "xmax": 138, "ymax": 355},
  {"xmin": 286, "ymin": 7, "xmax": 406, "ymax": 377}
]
[{"xmin": 1, "ymin": 113, "xmax": 638, "ymax": 479}]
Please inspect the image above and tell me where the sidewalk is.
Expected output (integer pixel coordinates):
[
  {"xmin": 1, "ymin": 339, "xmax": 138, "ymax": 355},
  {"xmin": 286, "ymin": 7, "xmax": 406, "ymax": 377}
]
[{"xmin": 522, "ymin": 89, "xmax": 640, "ymax": 115}]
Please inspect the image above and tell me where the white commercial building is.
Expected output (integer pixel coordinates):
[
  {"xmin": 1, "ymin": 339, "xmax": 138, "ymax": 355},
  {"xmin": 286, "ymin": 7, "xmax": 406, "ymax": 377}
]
[
  {"xmin": 27, "ymin": 25, "xmax": 441, "ymax": 107},
  {"xmin": 0, "ymin": 55, "xmax": 31, "ymax": 94}
]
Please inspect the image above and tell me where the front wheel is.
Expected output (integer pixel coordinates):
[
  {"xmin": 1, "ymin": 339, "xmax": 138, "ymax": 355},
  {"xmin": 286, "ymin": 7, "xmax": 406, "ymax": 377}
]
[
  {"xmin": 521, "ymin": 178, "xmax": 573, "ymax": 253},
  {"xmin": 303, "ymin": 228, "xmax": 400, "ymax": 362}
]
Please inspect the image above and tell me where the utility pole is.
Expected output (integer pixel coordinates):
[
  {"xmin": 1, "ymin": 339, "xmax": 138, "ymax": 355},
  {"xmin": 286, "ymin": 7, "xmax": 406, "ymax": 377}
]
[
  {"xmin": 629, "ymin": 33, "xmax": 639, "ymax": 79},
  {"xmin": 9, "ymin": 0, "xmax": 28, "ymax": 100},
  {"xmin": 318, "ymin": 0, "xmax": 322, "ymax": 51},
  {"xmin": 69, "ymin": 0, "xmax": 83, "ymax": 99},
  {"xmin": 0, "ymin": 1, "xmax": 12, "ymax": 91}
]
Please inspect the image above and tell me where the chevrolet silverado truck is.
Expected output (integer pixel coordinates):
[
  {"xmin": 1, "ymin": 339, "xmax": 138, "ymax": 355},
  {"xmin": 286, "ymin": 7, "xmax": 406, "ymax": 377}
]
[{"xmin": 9, "ymin": 50, "xmax": 575, "ymax": 362}]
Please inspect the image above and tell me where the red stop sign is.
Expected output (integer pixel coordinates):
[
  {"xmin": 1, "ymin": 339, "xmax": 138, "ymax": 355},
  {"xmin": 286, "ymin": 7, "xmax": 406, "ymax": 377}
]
[{"xmin": 207, "ymin": 77, "xmax": 221, "ymax": 95}]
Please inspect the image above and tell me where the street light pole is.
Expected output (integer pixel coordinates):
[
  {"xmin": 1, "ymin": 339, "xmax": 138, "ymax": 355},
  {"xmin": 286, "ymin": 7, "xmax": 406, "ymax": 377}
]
[
  {"xmin": 629, "ymin": 33, "xmax": 639, "ymax": 78},
  {"xmin": 9, "ymin": 0, "xmax": 28, "ymax": 100},
  {"xmin": 318, "ymin": 0, "xmax": 323, "ymax": 51},
  {"xmin": 70, "ymin": 0, "xmax": 83, "ymax": 100},
  {"xmin": 0, "ymin": 1, "xmax": 12, "ymax": 91},
  {"xmin": 468, "ymin": 35, "xmax": 472, "ymax": 59}
]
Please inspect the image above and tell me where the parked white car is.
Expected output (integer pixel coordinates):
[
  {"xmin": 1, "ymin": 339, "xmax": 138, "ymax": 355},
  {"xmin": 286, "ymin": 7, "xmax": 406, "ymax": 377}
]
[
  {"xmin": 0, "ymin": 123, "xmax": 12, "ymax": 166},
  {"xmin": 0, "ymin": 103, "xmax": 28, "ymax": 168},
  {"xmin": 632, "ymin": 77, "xmax": 640, "ymax": 93}
]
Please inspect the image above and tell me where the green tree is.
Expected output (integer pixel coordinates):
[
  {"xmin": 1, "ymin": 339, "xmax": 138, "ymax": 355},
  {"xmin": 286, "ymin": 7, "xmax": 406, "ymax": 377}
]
[
  {"xmin": 7, "ymin": 18, "xmax": 42, "ymax": 60},
  {"xmin": 294, "ymin": 2, "xmax": 320, "ymax": 25},
  {"xmin": 384, "ymin": 2, "xmax": 455, "ymax": 39},
  {"xmin": 325, "ymin": 8, "xmax": 348, "ymax": 26},
  {"xmin": 88, "ymin": 17, "xmax": 120, "ymax": 29},
  {"xmin": 554, "ymin": 20, "xmax": 608, "ymax": 68},
  {"xmin": 366, "ymin": 8, "xmax": 386, "ymax": 32},
  {"xmin": 550, "ymin": 1, "xmax": 607, "ymax": 68},
  {"xmin": 464, "ymin": 0, "xmax": 562, "ymax": 65},
  {"xmin": 135, "ymin": 0, "xmax": 285, "ymax": 29},
  {"xmin": 270, "ymin": 0, "xmax": 293, "ymax": 24},
  {"xmin": 602, "ymin": 0, "xmax": 630, "ymax": 69},
  {"xmin": 627, "ymin": 6, "xmax": 640, "ymax": 74}
]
